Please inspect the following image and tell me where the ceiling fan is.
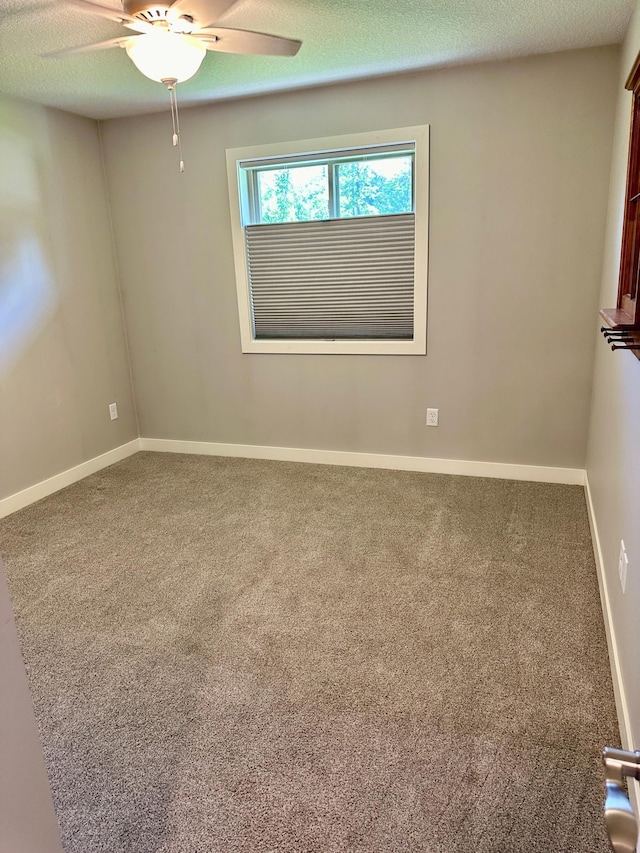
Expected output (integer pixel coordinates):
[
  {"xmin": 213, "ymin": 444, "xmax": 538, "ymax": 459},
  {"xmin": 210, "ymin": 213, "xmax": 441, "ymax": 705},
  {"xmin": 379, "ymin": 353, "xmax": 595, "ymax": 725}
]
[
  {"xmin": 52, "ymin": 0, "xmax": 302, "ymax": 75},
  {"xmin": 49, "ymin": 0, "xmax": 302, "ymax": 169}
]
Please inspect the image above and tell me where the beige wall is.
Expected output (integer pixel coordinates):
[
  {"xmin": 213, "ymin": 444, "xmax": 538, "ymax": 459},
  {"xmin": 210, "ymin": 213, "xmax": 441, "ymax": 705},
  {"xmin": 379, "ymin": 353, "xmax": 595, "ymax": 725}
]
[
  {"xmin": 101, "ymin": 46, "xmax": 618, "ymax": 469},
  {"xmin": 0, "ymin": 42, "xmax": 629, "ymax": 850},
  {"xmin": 0, "ymin": 557, "xmax": 63, "ymax": 853},
  {"xmin": 0, "ymin": 96, "xmax": 137, "ymax": 501},
  {"xmin": 587, "ymin": 7, "xmax": 640, "ymax": 750}
]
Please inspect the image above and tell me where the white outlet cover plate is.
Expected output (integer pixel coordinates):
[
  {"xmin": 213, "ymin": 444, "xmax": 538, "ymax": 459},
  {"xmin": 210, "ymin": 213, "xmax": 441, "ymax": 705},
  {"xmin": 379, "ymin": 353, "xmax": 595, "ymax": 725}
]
[
  {"xmin": 426, "ymin": 408, "xmax": 439, "ymax": 427},
  {"xmin": 109, "ymin": 403, "xmax": 118, "ymax": 421}
]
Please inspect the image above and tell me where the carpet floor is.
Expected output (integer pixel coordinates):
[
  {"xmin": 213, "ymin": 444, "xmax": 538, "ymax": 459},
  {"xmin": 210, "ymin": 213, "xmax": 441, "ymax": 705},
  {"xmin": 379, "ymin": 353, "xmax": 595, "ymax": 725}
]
[{"xmin": 0, "ymin": 452, "xmax": 619, "ymax": 852}]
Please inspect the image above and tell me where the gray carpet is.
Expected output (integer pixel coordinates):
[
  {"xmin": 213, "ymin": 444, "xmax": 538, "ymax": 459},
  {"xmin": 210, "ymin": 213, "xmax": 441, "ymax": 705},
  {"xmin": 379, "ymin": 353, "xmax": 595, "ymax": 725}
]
[{"xmin": 0, "ymin": 452, "xmax": 619, "ymax": 852}]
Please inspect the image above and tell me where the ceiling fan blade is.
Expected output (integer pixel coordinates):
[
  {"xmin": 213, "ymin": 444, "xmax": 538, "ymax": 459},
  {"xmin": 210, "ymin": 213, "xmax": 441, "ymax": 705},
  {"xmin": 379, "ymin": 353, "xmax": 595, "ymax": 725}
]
[
  {"xmin": 43, "ymin": 35, "xmax": 133, "ymax": 57},
  {"xmin": 64, "ymin": 0, "xmax": 155, "ymax": 33},
  {"xmin": 167, "ymin": 0, "xmax": 241, "ymax": 28},
  {"xmin": 198, "ymin": 27, "xmax": 301, "ymax": 56}
]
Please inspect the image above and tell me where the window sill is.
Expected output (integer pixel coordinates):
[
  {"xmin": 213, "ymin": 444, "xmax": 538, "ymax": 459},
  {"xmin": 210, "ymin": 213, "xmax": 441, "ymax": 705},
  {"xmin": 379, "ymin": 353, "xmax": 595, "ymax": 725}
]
[
  {"xmin": 599, "ymin": 307, "xmax": 637, "ymax": 329},
  {"xmin": 240, "ymin": 337, "xmax": 427, "ymax": 355}
]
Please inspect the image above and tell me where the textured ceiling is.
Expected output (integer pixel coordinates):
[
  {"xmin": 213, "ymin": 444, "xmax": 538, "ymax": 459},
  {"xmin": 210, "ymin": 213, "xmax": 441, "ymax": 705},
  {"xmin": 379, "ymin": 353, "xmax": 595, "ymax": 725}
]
[{"xmin": 0, "ymin": 0, "xmax": 635, "ymax": 119}]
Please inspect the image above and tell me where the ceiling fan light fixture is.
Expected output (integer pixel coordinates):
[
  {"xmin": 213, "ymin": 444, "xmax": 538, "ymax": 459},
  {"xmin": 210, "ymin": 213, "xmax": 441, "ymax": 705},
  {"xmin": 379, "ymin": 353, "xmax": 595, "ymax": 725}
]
[{"xmin": 125, "ymin": 30, "xmax": 206, "ymax": 83}]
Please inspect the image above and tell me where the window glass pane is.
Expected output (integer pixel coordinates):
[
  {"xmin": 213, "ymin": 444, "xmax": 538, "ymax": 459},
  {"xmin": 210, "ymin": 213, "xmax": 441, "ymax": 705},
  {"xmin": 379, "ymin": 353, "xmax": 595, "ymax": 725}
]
[
  {"xmin": 337, "ymin": 155, "xmax": 413, "ymax": 218},
  {"xmin": 256, "ymin": 164, "xmax": 329, "ymax": 223}
]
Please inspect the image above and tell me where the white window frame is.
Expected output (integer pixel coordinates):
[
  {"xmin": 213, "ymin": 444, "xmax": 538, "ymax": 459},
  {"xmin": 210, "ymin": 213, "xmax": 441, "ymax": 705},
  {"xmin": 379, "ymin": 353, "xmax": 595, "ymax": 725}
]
[{"xmin": 226, "ymin": 125, "xmax": 429, "ymax": 355}]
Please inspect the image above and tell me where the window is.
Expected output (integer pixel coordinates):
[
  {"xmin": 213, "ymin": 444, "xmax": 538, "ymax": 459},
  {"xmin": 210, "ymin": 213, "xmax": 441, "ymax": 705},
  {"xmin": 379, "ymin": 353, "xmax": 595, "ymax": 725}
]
[
  {"xmin": 226, "ymin": 126, "xmax": 429, "ymax": 354},
  {"xmin": 601, "ymin": 52, "xmax": 640, "ymax": 358}
]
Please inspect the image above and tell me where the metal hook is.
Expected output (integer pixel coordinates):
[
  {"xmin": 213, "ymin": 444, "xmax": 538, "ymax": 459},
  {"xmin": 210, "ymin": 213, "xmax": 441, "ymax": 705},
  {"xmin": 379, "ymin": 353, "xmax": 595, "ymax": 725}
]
[{"xmin": 602, "ymin": 329, "xmax": 633, "ymax": 338}]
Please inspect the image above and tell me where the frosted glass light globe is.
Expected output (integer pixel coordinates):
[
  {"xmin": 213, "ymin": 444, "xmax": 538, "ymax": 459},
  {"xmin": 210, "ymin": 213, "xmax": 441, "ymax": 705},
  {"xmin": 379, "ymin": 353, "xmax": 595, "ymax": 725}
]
[{"xmin": 126, "ymin": 31, "xmax": 206, "ymax": 83}]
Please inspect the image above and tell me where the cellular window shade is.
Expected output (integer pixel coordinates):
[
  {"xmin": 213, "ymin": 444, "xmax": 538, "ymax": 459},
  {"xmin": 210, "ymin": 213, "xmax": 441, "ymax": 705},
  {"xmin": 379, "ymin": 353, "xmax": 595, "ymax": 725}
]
[{"xmin": 245, "ymin": 213, "xmax": 415, "ymax": 340}]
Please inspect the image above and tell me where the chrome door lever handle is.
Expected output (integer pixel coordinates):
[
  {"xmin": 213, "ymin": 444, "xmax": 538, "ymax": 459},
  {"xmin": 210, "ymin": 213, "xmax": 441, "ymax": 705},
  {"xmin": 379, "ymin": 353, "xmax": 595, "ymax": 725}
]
[{"xmin": 603, "ymin": 747, "xmax": 640, "ymax": 853}]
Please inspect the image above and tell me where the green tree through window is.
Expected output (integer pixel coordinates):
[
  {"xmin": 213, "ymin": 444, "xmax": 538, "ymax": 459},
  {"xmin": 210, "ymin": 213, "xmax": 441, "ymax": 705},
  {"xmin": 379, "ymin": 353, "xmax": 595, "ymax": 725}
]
[
  {"xmin": 337, "ymin": 157, "xmax": 412, "ymax": 218},
  {"xmin": 254, "ymin": 154, "xmax": 412, "ymax": 224},
  {"xmin": 258, "ymin": 165, "xmax": 328, "ymax": 223}
]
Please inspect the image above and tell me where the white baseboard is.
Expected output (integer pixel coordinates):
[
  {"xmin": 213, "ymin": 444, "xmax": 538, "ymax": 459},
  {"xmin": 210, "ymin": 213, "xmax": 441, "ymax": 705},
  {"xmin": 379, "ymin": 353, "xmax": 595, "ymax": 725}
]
[
  {"xmin": 0, "ymin": 439, "xmax": 141, "ymax": 520},
  {"xmin": 138, "ymin": 437, "xmax": 585, "ymax": 485},
  {"xmin": 585, "ymin": 474, "xmax": 638, "ymax": 816},
  {"xmin": 0, "ymin": 437, "xmax": 584, "ymax": 521}
]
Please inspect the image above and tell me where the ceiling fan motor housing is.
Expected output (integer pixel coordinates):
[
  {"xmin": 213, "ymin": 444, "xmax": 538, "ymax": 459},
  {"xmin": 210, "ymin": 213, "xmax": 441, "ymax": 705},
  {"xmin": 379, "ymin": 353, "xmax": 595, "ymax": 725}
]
[{"xmin": 123, "ymin": 1, "xmax": 172, "ymax": 20}]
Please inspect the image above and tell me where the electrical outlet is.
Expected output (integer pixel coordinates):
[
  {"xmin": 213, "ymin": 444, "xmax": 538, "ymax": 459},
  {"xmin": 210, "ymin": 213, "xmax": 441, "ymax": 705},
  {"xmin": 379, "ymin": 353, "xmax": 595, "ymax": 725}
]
[
  {"xmin": 618, "ymin": 540, "xmax": 629, "ymax": 594},
  {"xmin": 109, "ymin": 402, "xmax": 118, "ymax": 421},
  {"xmin": 426, "ymin": 408, "xmax": 439, "ymax": 427}
]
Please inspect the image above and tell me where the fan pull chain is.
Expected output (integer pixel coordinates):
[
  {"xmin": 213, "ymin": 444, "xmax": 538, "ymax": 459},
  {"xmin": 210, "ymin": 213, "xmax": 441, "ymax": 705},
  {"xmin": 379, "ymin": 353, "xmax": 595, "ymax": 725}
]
[{"xmin": 163, "ymin": 78, "xmax": 185, "ymax": 173}]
